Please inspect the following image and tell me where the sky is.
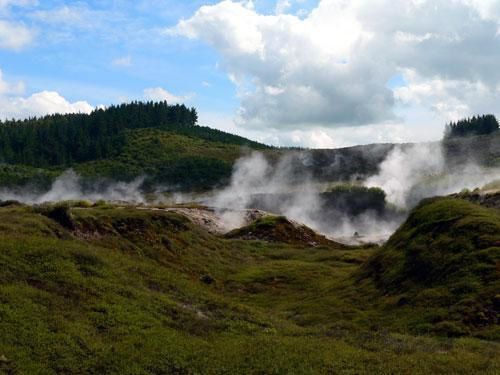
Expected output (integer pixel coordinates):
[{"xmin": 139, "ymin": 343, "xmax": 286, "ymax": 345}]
[{"xmin": 0, "ymin": 0, "xmax": 499, "ymax": 148}]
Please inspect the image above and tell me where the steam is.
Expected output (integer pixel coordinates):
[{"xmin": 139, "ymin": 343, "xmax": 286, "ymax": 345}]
[
  {"xmin": 210, "ymin": 152, "xmax": 321, "ymax": 230},
  {"xmin": 0, "ymin": 170, "xmax": 146, "ymax": 204},
  {"xmin": 209, "ymin": 142, "xmax": 500, "ymax": 244},
  {"xmin": 1, "ymin": 141, "xmax": 498, "ymax": 245},
  {"xmin": 366, "ymin": 142, "xmax": 500, "ymax": 209},
  {"xmin": 208, "ymin": 152, "xmax": 400, "ymax": 243},
  {"xmin": 365, "ymin": 143, "xmax": 445, "ymax": 208}
]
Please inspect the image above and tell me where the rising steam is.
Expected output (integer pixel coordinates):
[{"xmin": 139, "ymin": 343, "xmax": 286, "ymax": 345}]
[
  {"xmin": 208, "ymin": 152, "xmax": 400, "ymax": 243},
  {"xmin": 366, "ymin": 142, "xmax": 500, "ymax": 209},
  {"xmin": 210, "ymin": 152, "xmax": 321, "ymax": 230},
  {"xmin": 209, "ymin": 141, "xmax": 500, "ymax": 243},
  {"xmin": 1, "ymin": 141, "xmax": 498, "ymax": 244},
  {"xmin": 0, "ymin": 170, "xmax": 146, "ymax": 204}
]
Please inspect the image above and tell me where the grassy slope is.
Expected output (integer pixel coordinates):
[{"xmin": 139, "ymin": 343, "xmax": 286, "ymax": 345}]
[
  {"xmin": 75, "ymin": 129, "xmax": 245, "ymax": 175},
  {"xmin": 0, "ymin": 127, "xmax": 275, "ymax": 191},
  {"xmin": 361, "ymin": 197, "xmax": 500, "ymax": 339},
  {"xmin": 0, "ymin": 202, "xmax": 498, "ymax": 374}
]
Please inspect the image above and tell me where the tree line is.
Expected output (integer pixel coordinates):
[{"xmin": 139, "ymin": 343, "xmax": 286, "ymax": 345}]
[
  {"xmin": 0, "ymin": 101, "xmax": 265, "ymax": 168},
  {"xmin": 444, "ymin": 114, "xmax": 499, "ymax": 138}
]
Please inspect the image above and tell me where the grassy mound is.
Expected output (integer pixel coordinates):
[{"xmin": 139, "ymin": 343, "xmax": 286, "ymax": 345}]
[
  {"xmin": 361, "ymin": 197, "xmax": 500, "ymax": 338},
  {"xmin": 225, "ymin": 215, "xmax": 339, "ymax": 247}
]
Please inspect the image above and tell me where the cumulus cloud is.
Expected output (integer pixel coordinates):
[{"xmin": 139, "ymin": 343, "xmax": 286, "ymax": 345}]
[
  {"xmin": 171, "ymin": 0, "xmax": 391, "ymax": 129},
  {"xmin": 170, "ymin": 0, "xmax": 500, "ymax": 132},
  {"xmin": 0, "ymin": 91, "xmax": 93, "ymax": 119},
  {"xmin": 143, "ymin": 87, "xmax": 193, "ymax": 104},
  {"xmin": 0, "ymin": 69, "xmax": 93, "ymax": 119}
]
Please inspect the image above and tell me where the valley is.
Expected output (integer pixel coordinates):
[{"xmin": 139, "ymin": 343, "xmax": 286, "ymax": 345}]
[{"xmin": 0, "ymin": 194, "xmax": 498, "ymax": 373}]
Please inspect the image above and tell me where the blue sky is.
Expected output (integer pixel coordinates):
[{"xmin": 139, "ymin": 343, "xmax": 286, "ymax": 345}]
[
  {"xmin": 1, "ymin": 1, "xmax": 239, "ymax": 109},
  {"xmin": 0, "ymin": 1, "xmax": 318, "ymax": 109},
  {"xmin": 0, "ymin": 1, "xmax": 499, "ymax": 147}
]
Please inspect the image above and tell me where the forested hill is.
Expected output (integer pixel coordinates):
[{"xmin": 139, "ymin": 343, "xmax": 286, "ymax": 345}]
[
  {"xmin": 0, "ymin": 102, "xmax": 272, "ymax": 191},
  {"xmin": 0, "ymin": 101, "xmax": 268, "ymax": 168}
]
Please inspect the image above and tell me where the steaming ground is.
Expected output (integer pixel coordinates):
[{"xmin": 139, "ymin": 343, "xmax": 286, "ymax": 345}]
[
  {"xmin": 208, "ymin": 142, "xmax": 500, "ymax": 243},
  {"xmin": 365, "ymin": 143, "xmax": 500, "ymax": 209},
  {"xmin": 0, "ymin": 170, "xmax": 147, "ymax": 204},
  {"xmin": 1, "ymin": 142, "xmax": 499, "ymax": 244}
]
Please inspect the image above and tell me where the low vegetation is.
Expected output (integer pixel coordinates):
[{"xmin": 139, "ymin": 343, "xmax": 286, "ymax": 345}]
[
  {"xmin": 361, "ymin": 197, "xmax": 500, "ymax": 339},
  {"xmin": 0, "ymin": 198, "xmax": 498, "ymax": 373}
]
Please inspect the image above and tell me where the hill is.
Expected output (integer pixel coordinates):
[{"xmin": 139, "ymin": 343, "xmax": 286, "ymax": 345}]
[
  {"xmin": 225, "ymin": 215, "xmax": 340, "ymax": 246},
  {"xmin": 0, "ymin": 200, "xmax": 498, "ymax": 373},
  {"xmin": 0, "ymin": 102, "xmax": 269, "ymax": 191},
  {"xmin": 360, "ymin": 196, "xmax": 500, "ymax": 339}
]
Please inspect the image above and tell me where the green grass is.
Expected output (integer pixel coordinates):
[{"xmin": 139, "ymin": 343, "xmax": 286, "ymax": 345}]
[
  {"xmin": 361, "ymin": 197, "xmax": 500, "ymax": 339},
  {"xmin": 0, "ymin": 201, "xmax": 498, "ymax": 374}
]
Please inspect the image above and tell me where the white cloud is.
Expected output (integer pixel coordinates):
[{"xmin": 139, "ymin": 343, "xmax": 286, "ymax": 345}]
[
  {"xmin": 170, "ymin": 0, "xmax": 387, "ymax": 129},
  {"xmin": 112, "ymin": 56, "xmax": 132, "ymax": 67},
  {"xmin": 461, "ymin": 0, "xmax": 500, "ymax": 21},
  {"xmin": 171, "ymin": 0, "xmax": 500, "ymax": 138},
  {"xmin": 0, "ymin": 20, "xmax": 33, "ymax": 49},
  {"xmin": 0, "ymin": 68, "xmax": 93, "ymax": 119},
  {"xmin": 394, "ymin": 69, "xmax": 500, "ymax": 122},
  {"xmin": 143, "ymin": 87, "xmax": 194, "ymax": 104},
  {"xmin": 0, "ymin": 91, "xmax": 93, "ymax": 119}
]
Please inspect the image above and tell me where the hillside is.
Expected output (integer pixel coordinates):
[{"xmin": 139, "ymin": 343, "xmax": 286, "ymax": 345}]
[
  {"xmin": 0, "ymin": 102, "xmax": 269, "ymax": 191},
  {"xmin": 360, "ymin": 196, "xmax": 500, "ymax": 339},
  {"xmin": 443, "ymin": 131, "xmax": 500, "ymax": 167},
  {"xmin": 0, "ymin": 101, "xmax": 398, "ymax": 193},
  {"xmin": 0, "ymin": 200, "xmax": 498, "ymax": 373}
]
